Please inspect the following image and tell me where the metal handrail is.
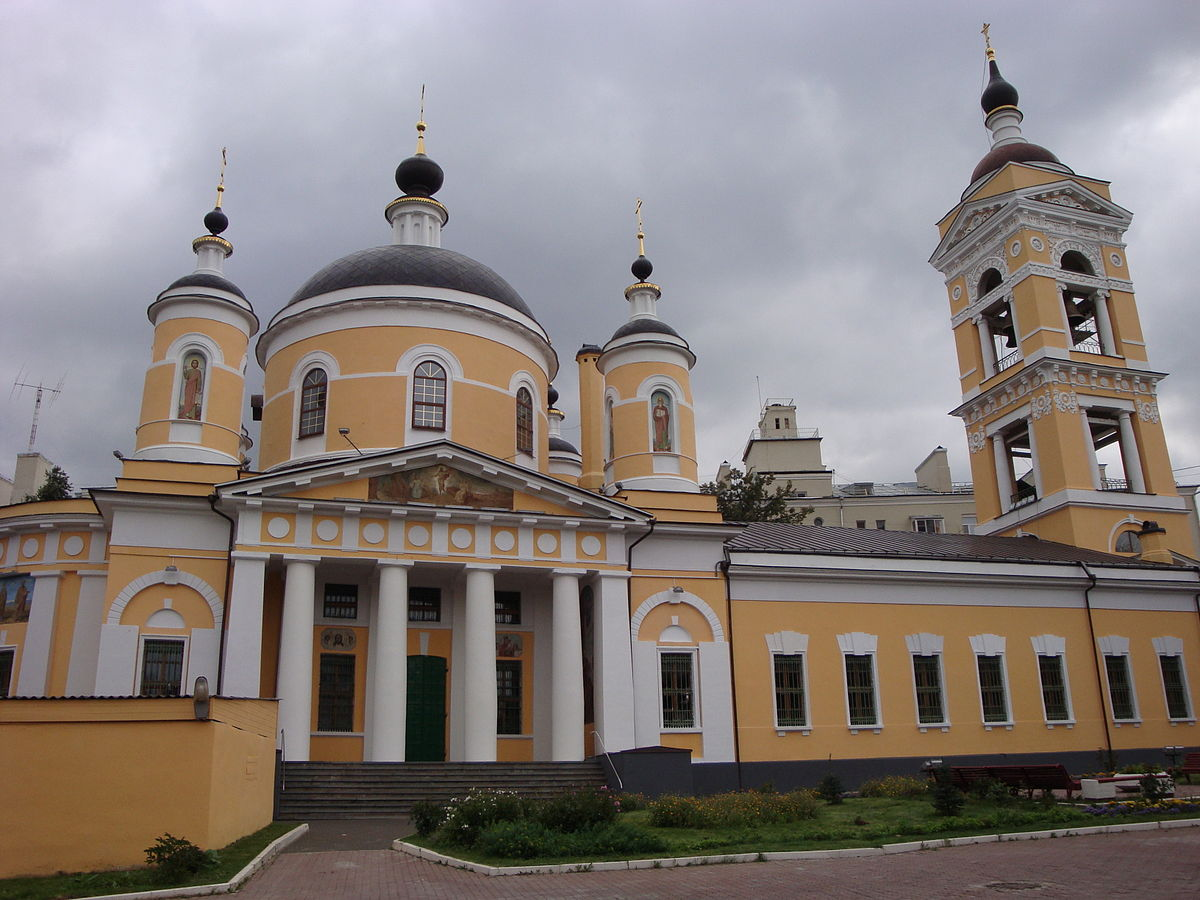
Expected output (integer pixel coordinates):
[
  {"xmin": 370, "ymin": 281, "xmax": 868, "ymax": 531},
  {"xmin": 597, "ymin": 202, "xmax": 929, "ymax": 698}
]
[
  {"xmin": 279, "ymin": 729, "xmax": 286, "ymax": 791},
  {"xmin": 591, "ymin": 730, "xmax": 623, "ymax": 791},
  {"xmin": 995, "ymin": 350, "xmax": 1022, "ymax": 373}
]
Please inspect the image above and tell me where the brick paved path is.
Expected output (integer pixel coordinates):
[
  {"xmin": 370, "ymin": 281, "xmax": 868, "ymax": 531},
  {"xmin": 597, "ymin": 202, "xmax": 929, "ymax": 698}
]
[{"xmin": 240, "ymin": 827, "xmax": 1200, "ymax": 898}]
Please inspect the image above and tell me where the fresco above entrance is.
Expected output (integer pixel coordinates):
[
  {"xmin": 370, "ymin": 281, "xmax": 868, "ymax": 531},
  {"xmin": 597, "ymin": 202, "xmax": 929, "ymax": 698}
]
[{"xmin": 369, "ymin": 464, "xmax": 514, "ymax": 510}]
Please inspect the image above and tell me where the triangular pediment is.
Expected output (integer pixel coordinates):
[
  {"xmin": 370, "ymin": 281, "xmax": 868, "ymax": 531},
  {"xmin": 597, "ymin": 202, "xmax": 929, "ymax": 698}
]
[{"xmin": 217, "ymin": 441, "xmax": 649, "ymax": 523}]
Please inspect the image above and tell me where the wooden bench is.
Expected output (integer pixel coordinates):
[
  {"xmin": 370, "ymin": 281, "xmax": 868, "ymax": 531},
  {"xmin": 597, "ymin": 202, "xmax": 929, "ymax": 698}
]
[
  {"xmin": 942, "ymin": 764, "xmax": 1080, "ymax": 799},
  {"xmin": 1175, "ymin": 752, "xmax": 1200, "ymax": 784}
]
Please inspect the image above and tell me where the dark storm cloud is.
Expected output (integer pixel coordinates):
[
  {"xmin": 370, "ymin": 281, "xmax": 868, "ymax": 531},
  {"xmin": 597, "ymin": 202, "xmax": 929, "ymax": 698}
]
[{"xmin": 2, "ymin": 0, "xmax": 1197, "ymax": 493}]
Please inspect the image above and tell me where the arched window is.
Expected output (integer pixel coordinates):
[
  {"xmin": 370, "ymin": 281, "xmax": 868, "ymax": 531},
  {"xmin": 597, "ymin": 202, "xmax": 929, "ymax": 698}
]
[
  {"xmin": 651, "ymin": 390, "xmax": 673, "ymax": 452},
  {"xmin": 177, "ymin": 351, "xmax": 207, "ymax": 420},
  {"xmin": 1060, "ymin": 251, "xmax": 1094, "ymax": 275},
  {"xmin": 605, "ymin": 397, "xmax": 615, "ymax": 462},
  {"xmin": 977, "ymin": 267, "xmax": 1003, "ymax": 297},
  {"xmin": 515, "ymin": 387, "xmax": 533, "ymax": 454},
  {"xmin": 412, "ymin": 361, "xmax": 447, "ymax": 430},
  {"xmin": 298, "ymin": 368, "xmax": 328, "ymax": 437},
  {"xmin": 1114, "ymin": 529, "xmax": 1142, "ymax": 553}
]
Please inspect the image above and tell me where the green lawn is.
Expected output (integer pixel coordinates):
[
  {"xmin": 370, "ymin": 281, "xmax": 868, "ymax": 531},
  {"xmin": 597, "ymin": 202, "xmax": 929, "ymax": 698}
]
[
  {"xmin": 407, "ymin": 796, "xmax": 1196, "ymax": 867},
  {"xmin": 0, "ymin": 821, "xmax": 298, "ymax": 900}
]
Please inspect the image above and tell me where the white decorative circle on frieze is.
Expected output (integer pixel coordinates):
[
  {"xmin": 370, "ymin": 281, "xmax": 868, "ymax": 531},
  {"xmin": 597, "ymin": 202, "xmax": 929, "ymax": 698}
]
[
  {"xmin": 494, "ymin": 530, "xmax": 515, "ymax": 552},
  {"xmin": 362, "ymin": 522, "xmax": 385, "ymax": 545},
  {"xmin": 1110, "ymin": 252, "xmax": 1123, "ymax": 267},
  {"xmin": 408, "ymin": 525, "xmax": 429, "ymax": 547},
  {"xmin": 580, "ymin": 535, "xmax": 602, "ymax": 556},
  {"xmin": 1009, "ymin": 240, "xmax": 1021, "ymax": 257},
  {"xmin": 1030, "ymin": 391, "xmax": 1052, "ymax": 420},
  {"xmin": 536, "ymin": 533, "xmax": 559, "ymax": 554},
  {"xmin": 968, "ymin": 429, "xmax": 986, "ymax": 454},
  {"xmin": 267, "ymin": 517, "xmax": 291, "ymax": 539},
  {"xmin": 1053, "ymin": 389, "xmax": 1079, "ymax": 415},
  {"xmin": 952, "ymin": 285, "xmax": 962, "ymax": 300},
  {"xmin": 1137, "ymin": 399, "xmax": 1160, "ymax": 424},
  {"xmin": 62, "ymin": 536, "xmax": 84, "ymax": 556},
  {"xmin": 451, "ymin": 528, "xmax": 473, "ymax": 549},
  {"xmin": 21, "ymin": 538, "xmax": 38, "ymax": 558},
  {"xmin": 1030, "ymin": 237, "xmax": 1044, "ymax": 252},
  {"xmin": 315, "ymin": 519, "xmax": 339, "ymax": 542}
]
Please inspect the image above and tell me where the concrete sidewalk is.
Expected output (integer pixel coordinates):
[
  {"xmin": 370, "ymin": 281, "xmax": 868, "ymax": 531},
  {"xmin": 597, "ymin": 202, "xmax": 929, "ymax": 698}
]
[{"xmin": 278, "ymin": 818, "xmax": 413, "ymax": 853}]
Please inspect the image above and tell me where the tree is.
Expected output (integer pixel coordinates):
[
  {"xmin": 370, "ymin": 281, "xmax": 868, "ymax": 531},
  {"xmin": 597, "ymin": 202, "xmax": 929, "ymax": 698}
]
[
  {"xmin": 28, "ymin": 465, "xmax": 73, "ymax": 502},
  {"xmin": 700, "ymin": 467, "xmax": 812, "ymax": 523}
]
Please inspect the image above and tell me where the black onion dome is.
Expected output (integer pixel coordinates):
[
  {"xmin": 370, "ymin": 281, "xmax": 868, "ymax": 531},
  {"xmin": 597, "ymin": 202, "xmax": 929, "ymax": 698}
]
[
  {"xmin": 610, "ymin": 317, "xmax": 683, "ymax": 342},
  {"xmin": 549, "ymin": 435, "xmax": 580, "ymax": 454},
  {"xmin": 203, "ymin": 207, "xmax": 229, "ymax": 235},
  {"xmin": 971, "ymin": 142, "xmax": 1068, "ymax": 184},
  {"xmin": 547, "ymin": 384, "xmax": 559, "ymax": 407},
  {"xmin": 162, "ymin": 272, "xmax": 246, "ymax": 301},
  {"xmin": 289, "ymin": 244, "xmax": 536, "ymax": 318},
  {"xmin": 631, "ymin": 254, "xmax": 653, "ymax": 281},
  {"xmin": 981, "ymin": 59, "xmax": 1019, "ymax": 114},
  {"xmin": 395, "ymin": 153, "xmax": 445, "ymax": 197}
]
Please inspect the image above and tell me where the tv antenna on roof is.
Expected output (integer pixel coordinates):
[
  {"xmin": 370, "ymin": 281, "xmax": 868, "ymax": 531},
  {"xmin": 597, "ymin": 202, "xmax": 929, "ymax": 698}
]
[{"xmin": 11, "ymin": 370, "xmax": 66, "ymax": 451}]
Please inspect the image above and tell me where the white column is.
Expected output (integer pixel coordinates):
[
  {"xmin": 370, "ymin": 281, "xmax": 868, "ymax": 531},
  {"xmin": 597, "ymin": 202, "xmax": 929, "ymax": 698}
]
[
  {"xmin": 551, "ymin": 569, "xmax": 585, "ymax": 761},
  {"xmin": 1027, "ymin": 420, "xmax": 1043, "ymax": 498},
  {"xmin": 1094, "ymin": 290, "xmax": 1116, "ymax": 355},
  {"xmin": 593, "ymin": 572, "xmax": 636, "ymax": 752},
  {"xmin": 462, "ymin": 565, "xmax": 498, "ymax": 761},
  {"xmin": 277, "ymin": 557, "xmax": 317, "ymax": 761},
  {"xmin": 975, "ymin": 315, "xmax": 996, "ymax": 377},
  {"xmin": 222, "ymin": 553, "xmax": 267, "ymax": 697},
  {"xmin": 368, "ymin": 561, "xmax": 412, "ymax": 761},
  {"xmin": 992, "ymin": 434, "xmax": 1014, "ymax": 513},
  {"xmin": 1084, "ymin": 411, "xmax": 1103, "ymax": 490},
  {"xmin": 15, "ymin": 572, "xmax": 61, "ymax": 696},
  {"xmin": 1117, "ymin": 410, "xmax": 1146, "ymax": 493}
]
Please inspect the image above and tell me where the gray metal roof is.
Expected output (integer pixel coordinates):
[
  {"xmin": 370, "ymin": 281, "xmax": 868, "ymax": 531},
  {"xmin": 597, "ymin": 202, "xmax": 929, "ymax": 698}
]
[
  {"xmin": 161, "ymin": 272, "xmax": 246, "ymax": 301},
  {"xmin": 727, "ymin": 521, "xmax": 1171, "ymax": 567}
]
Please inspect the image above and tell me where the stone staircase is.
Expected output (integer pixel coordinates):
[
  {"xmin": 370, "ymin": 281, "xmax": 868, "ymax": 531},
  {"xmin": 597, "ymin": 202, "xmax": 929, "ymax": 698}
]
[{"xmin": 276, "ymin": 759, "xmax": 610, "ymax": 819}]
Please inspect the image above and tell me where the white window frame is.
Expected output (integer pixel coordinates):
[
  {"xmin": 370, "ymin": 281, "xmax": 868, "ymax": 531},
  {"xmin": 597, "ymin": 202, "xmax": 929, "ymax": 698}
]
[
  {"xmin": 766, "ymin": 631, "xmax": 810, "ymax": 733},
  {"xmin": 1098, "ymin": 635, "xmax": 1140, "ymax": 724},
  {"xmin": 837, "ymin": 632, "xmax": 881, "ymax": 732},
  {"xmin": 905, "ymin": 633, "xmax": 948, "ymax": 730},
  {"xmin": 911, "ymin": 516, "xmax": 945, "ymax": 534},
  {"xmin": 135, "ymin": 635, "xmax": 189, "ymax": 697},
  {"xmin": 1031, "ymin": 634, "xmax": 1074, "ymax": 726},
  {"xmin": 969, "ymin": 633, "xmax": 1012, "ymax": 728},
  {"xmin": 1152, "ymin": 636, "xmax": 1195, "ymax": 722},
  {"xmin": 657, "ymin": 647, "xmax": 699, "ymax": 731}
]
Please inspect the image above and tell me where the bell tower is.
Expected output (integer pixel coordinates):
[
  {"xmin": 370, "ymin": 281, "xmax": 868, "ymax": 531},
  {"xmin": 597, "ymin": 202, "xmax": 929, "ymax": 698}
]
[{"xmin": 930, "ymin": 31, "xmax": 1196, "ymax": 558}]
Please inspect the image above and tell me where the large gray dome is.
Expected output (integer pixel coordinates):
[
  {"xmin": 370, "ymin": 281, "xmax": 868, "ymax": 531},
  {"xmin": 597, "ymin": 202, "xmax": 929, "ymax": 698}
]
[{"xmin": 289, "ymin": 244, "xmax": 535, "ymax": 319}]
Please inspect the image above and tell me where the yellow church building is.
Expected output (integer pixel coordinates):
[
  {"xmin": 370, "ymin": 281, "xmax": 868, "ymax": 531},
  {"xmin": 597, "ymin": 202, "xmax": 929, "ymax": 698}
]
[{"xmin": 1, "ymin": 36, "xmax": 1198, "ymax": 875}]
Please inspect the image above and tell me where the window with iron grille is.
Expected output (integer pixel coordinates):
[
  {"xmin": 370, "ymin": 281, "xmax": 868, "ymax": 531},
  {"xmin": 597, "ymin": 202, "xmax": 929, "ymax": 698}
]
[
  {"xmin": 773, "ymin": 654, "xmax": 807, "ymax": 727},
  {"xmin": 660, "ymin": 651, "xmax": 696, "ymax": 728},
  {"xmin": 323, "ymin": 583, "xmax": 358, "ymax": 619},
  {"xmin": 408, "ymin": 587, "xmax": 441, "ymax": 622},
  {"xmin": 844, "ymin": 654, "xmax": 878, "ymax": 726},
  {"xmin": 912, "ymin": 654, "xmax": 945, "ymax": 724},
  {"xmin": 494, "ymin": 591, "xmax": 521, "ymax": 625},
  {"xmin": 298, "ymin": 368, "xmax": 328, "ymax": 438},
  {"xmin": 140, "ymin": 639, "xmax": 184, "ymax": 697},
  {"xmin": 1104, "ymin": 654, "xmax": 1137, "ymax": 720},
  {"xmin": 497, "ymin": 659, "xmax": 522, "ymax": 734},
  {"xmin": 317, "ymin": 653, "xmax": 355, "ymax": 732},
  {"xmin": 976, "ymin": 655, "xmax": 1009, "ymax": 723},
  {"xmin": 0, "ymin": 647, "xmax": 15, "ymax": 697},
  {"xmin": 516, "ymin": 387, "xmax": 533, "ymax": 454},
  {"xmin": 412, "ymin": 361, "xmax": 447, "ymax": 430},
  {"xmin": 1038, "ymin": 655, "xmax": 1071, "ymax": 721},
  {"xmin": 1159, "ymin": 655, "xmax": 1192, "ymax": 720}
]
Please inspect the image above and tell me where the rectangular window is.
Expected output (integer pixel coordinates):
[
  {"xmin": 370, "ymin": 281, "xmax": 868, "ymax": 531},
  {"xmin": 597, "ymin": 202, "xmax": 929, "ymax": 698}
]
[
  {"xmin": 912, "ymin": 654, "xmax": 945, "ymax": 724},
  {"xmin": 912, "ymin": 517, "xmax": 944, "ymax": 534},
  {"xmin": 1038, "ymin": 655, "xmax": 1071, "ymax": 721},
  {"xmin": 1159, "ymin": 655, "xmax": 1192, "ymax": 720},
  {"xmin": 976, "ymin": 655, "xmax": 1009, "ymax": 723},
  {"xmin": 494, "ymin": 591, "xmax": 521, "ymax": 625},
  {"xmin": 855, "ymin": 520, "xmax": 866, "ymax": 529},
  {"xmin": 140, "ymin": 639, "xmax": 185, "ymax": 697},
  {"xmin": 0, "ymin": 647, "xmax": 15, "ymax": 697},
  {"xmin": 660, "ymin": 651, "xmax": 696, "ymax": 729},
  {"xmin": 317, "ymin": 653, "xmax": 355, "ymax": 732},
  {"xmin": 772, "ymin": 654, "xmax": 807, "ymax": 727},
  {"xmin": 844, "ymin": 654, "xmax": 878, "ymax": 726},
  {"xmin": 322, "ymin": 583, "xmax": 359, "ymax": 620},
  {"xmin": 875, "ymin": 519, "xmax": 887, "ymax": 530},
  {"xmin": 408, "ymin": 587, "xmax": 441, "ymax": 623},
  {"xmin": 497, "ymin": 659, "xmax": 522, "ymax": 734},
  {"xmin": 961, "ymin": 515, "xmax": 977, "ymax": 534},
  {"xmin": 1104, "ymin": 654, "xmax": 1138, "ymax": 721}
]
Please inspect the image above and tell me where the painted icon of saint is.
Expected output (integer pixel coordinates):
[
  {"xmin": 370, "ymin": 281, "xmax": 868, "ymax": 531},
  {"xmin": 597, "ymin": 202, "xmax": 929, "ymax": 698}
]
[
  {"xmin": 179, "ymin": 354, "xmax": 205, "ymax": 420},
  {"xmin": 652, "ymin": 391, "xmax": 672, "ymax": 452}
]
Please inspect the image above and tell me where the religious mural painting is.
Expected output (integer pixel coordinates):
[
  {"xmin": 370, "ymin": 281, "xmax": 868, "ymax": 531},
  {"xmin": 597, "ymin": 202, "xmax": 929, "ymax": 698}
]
[
  {"xmin": 651, "ymin": 389, "xmax": 673, "ymax": 452},
  {"xmin": 0, "ymin": 574, "xmax": 33, "ymax": 624},
  {"xmin": 178, "ymin": 352, "xmax": 206, "ymax": 420},
  {"xmin": 496, "ymin": 633, "xmax": 523, "ymax": 658},
  {"xmin": 369, "ymin": 464, "xmax": 514, "ymax": 509}
]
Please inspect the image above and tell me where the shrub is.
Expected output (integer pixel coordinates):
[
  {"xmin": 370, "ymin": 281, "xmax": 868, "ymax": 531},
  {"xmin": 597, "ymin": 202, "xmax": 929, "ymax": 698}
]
[
  {"xmin": 562, "ymin": 821, "xmax": 668, "ymax": 856},
  {"xmin": 475, "ymin": 819, "xmax": 668, "ymax": 859},
  {"xmin": 648, "ymin": 794, "xmax": 704, "ymax": 828},
  {"xmin": 1140, "ymin": 773, "xmax": 1174, "ymax": 801},
  {"xmin": 476, "ymin": 819, "xmax": 557, "ymax": 858},
  {"xmin": 818, "ymin": 774, "xmax": 844, "ymax": 805},
  {"xmin": 144, "ymin": 833, "xmax": 216, "ymax": 883},
  {"xmin": 534, "ymin": 786, "xmax": 619, "ymax": 833},
  {"xmin": 970, "ymin": 777, "xmax": 1014, "ymax": 805},
  {"xmin": 409, "ymin": 799, "xmax": 445, "ymax": 837},
  {"xmin": 615, "ymin": 791, "xmax": 649, "ymax": 812},
  {"xmin": 930, "ymin": 768, "xmax": 965, "ymax": 817},
  {"xmin": 436, "ymin": 788, "xmax": 528, "ymax": 846},
  {"xmin": 858, "ymin": 775, "xmax": 930, "ymax": 799}
]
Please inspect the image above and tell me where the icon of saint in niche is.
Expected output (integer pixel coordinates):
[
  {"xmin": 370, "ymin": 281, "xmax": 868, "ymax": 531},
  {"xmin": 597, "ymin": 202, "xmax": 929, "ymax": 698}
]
[
  {"xmin": 651, "ymin": 390, "xmax": 672, "ymax": 452},
  {"xmin": 178, "ymin": 353, "xmax": 205, "ymax": 420}
]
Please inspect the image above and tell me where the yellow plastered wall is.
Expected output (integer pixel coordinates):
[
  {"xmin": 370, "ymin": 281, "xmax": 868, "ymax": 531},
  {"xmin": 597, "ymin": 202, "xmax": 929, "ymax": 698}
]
[
  {"xmin": 604, "ymin": 358, "xmax": 698, "ymax": 485},
  {"xmin": 309, "ymin": 625, "xmax": 369, "ymax": 762},
  {"xmin": 576, "ymin": 349, "xmax": 606, "ymax": 490},
  {"xmin": 0, "ymin": 698, "xmax": 275, "ymax": 878}
]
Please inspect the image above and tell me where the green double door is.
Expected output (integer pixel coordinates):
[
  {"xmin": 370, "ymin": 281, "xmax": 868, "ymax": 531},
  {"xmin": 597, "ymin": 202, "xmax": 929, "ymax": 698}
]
[{"xmin": 405, "ymin": 655, "xmax": 447, "ymax": 761}]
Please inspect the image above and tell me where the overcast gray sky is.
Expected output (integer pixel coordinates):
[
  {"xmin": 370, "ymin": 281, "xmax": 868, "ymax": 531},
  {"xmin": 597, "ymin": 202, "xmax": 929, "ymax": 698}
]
[{"xmin": 2, "ymin": 0, "xmax": 1198, "ymax": 494}]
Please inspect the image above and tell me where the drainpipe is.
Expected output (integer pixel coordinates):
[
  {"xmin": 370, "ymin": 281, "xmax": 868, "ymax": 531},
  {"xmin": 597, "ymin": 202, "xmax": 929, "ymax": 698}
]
[
  {"xmin": 1078, "ymin": 562, "xmax": 1114, "ymax": 765},
  {"xmin": 209, "ymin": 491, "xmax": 237, "ymax": 697},
  {"xmin": 720, "ymin": 547, "xmax": 744, "ymax": 791}
]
